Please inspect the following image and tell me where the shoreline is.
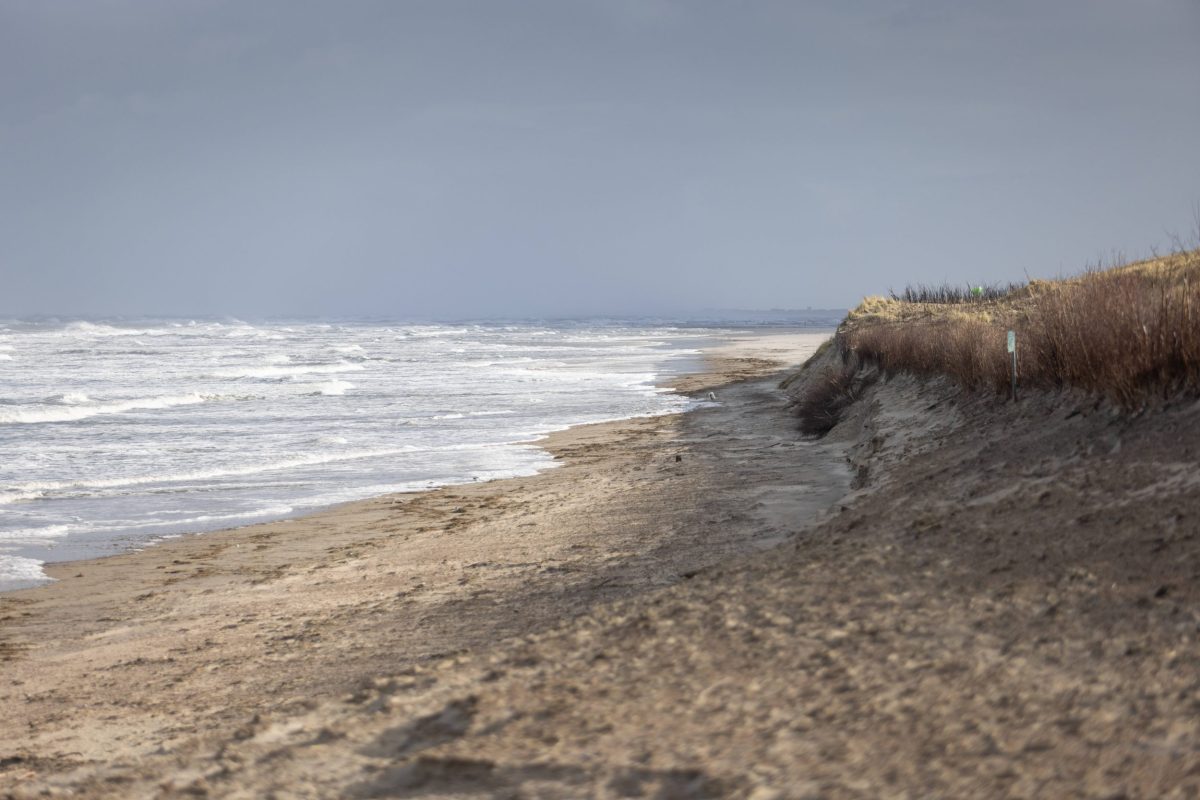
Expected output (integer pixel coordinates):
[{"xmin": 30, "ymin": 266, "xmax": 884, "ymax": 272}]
[
  {"xmin": 0, "ymin": 331, "xmax": 839, "ymax": 786},
  {"xmin": 1, "ymin": 327, "xmax": 826, "ymax": 592},
  {"xmin": 22, "ymin": 328, "xmax": 834, "ymax": 593}
]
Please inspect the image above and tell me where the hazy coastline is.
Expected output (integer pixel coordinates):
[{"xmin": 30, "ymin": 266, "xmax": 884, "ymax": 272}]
[{"xmin": 2, "ymin": 321, "xmax": 826, "ymax": 591}]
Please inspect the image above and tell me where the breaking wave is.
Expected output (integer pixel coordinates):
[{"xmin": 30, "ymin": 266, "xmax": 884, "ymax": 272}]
[
  {"xmin": 0, "ymin": 393, "xmax": 215, "ymax": 425},
  {"xmin": 210, "ymin": 362, "xmax": 364, "ymax": 380}
]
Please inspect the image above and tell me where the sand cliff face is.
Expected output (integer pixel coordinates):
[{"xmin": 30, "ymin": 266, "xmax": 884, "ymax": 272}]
[{"xmin": 4, "ymin": 341, "xmax": 1200, "ymax": 798}]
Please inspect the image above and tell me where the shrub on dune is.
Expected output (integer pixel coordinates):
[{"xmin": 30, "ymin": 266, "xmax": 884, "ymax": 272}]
[{"xmin": 837, "ymin": 249, "xmax": 1200, "ymax": 409}]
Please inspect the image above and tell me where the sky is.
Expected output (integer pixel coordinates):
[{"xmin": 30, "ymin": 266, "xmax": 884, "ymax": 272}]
[{"xmin": 2, "ymin": 1, "xmax": 1198, "ymax": 319}]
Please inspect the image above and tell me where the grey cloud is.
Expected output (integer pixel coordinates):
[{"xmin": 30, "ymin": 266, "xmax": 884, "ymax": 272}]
[{"xmin": 2, "ymin": 0, "xmax": 1198, "ymax": 318}]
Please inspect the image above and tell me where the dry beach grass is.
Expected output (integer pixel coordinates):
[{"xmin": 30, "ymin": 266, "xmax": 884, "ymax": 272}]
[{"xmin": 836, "ymin": 249, "xmax": 1200, "ymax": 407}]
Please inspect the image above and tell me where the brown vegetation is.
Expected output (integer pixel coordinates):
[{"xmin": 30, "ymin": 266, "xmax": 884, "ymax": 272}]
[{"xmin": 838, "ymin": 249, "xmax": 1200, "ymax": 409}]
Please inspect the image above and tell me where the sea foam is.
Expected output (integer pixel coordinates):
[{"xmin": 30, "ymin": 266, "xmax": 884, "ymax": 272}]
[
  {"xmin": 210, "ymin": 362, "xmax": 364, "ymax": 380},
  {"xmin": 0, "ymin": 444, "xmax": 430, "ymax": 504},
  {"xmin": 0, "ymin": 393, "xmax": 213, "ymax": 425},
  {"xmin": 0, "ymin": 555, "xmax": 52, "ymax": 589},
  {"xmin": 311, "ymin": 380, "xmax": 354, "ymax": 396},
  {"xmin": 0, "ymin": 319, "xmax": 719, "ymax": 592}
]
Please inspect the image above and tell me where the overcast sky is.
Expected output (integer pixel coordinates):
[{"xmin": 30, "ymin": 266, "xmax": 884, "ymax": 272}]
[{"xmin": 2, "ymin": 1, "xmax": 1198, "ymax": 318}]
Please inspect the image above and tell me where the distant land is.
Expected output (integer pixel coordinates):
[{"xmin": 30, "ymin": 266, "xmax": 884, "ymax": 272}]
[{"xmin": 686, "ymin": 308, "xmax": 847, "ymax": 327}]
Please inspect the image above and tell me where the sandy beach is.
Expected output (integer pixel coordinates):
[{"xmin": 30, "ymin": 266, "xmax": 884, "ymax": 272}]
[
  {"xmin": 4, "ymin": 329, "xmax": 1200, "ymax": 798},
  {"xmin": 1, "ymin": 332, "xmax": 841, "ymax": 794}
]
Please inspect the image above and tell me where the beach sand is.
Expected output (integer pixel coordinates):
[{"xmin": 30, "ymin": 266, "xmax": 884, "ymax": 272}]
[
  {"xmin": 4, "ymin": 330, "xmax": 1200, "ymax": 798},
  {"xmin": 0, "ymin": 331, "xmax": 842, "ymax": 793}
]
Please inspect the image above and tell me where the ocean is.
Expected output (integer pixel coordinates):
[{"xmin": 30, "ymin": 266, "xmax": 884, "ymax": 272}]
[{"xmin": 0, "ymin": 319, "xmax": 736, "ymax": 591}]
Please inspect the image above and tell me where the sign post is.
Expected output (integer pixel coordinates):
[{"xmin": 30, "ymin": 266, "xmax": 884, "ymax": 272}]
[{"xmin": 1006, "ymin": 330, "xmax": 1017, "ymax": 402}]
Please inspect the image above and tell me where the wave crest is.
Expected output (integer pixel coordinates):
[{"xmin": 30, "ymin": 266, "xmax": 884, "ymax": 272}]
[
  {"xmin": 0, "ymin": 393, "xmax": 214, "ymax": 425},
  {"xmin": 210, "ymin": 362, "xmax": 364, "ymax": 380},
  {"xmin": 310, "ymin": 380, "xmax": 354, "ymax": 396}
]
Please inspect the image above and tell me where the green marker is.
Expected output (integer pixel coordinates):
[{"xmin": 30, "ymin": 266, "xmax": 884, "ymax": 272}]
[{"xmin": 971, "ymin": 286, "xmax": 984, "ymax": 298}]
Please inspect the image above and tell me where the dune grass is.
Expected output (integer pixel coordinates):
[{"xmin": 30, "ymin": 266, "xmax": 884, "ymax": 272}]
[
  {"xmin": 837, "ymin": 249, "xmax": 1200, "ymax": 409},
  {"xmin": 889, "ymin": 282, "xmax": 1024, "ymax": 304},
  {"xmin": 790, "ymin": 249, "xmax": 1200, "ymax": 434}
]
